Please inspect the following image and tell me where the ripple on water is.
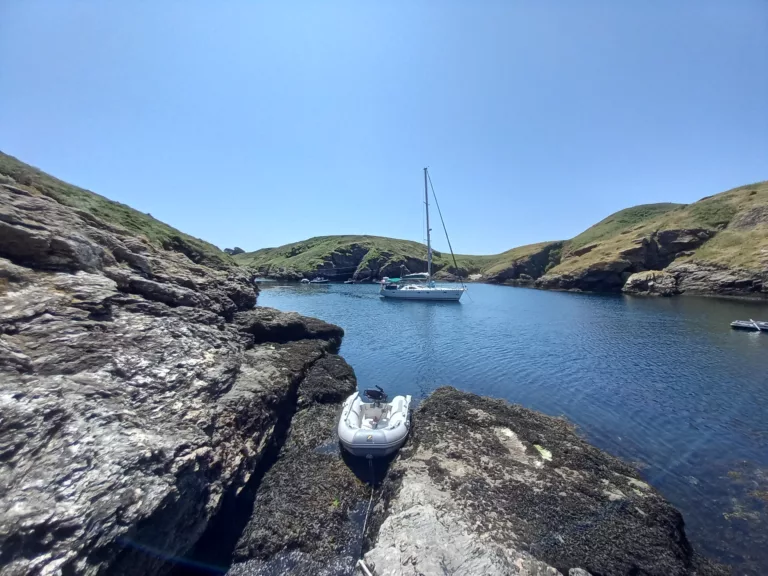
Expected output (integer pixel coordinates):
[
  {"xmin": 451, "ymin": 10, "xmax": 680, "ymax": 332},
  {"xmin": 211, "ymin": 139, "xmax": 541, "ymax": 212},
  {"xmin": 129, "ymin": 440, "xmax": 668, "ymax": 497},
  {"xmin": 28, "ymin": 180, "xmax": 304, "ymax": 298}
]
[{"xmin": 258, "ymin": 282, "xmax": 768, "ymax": 575}]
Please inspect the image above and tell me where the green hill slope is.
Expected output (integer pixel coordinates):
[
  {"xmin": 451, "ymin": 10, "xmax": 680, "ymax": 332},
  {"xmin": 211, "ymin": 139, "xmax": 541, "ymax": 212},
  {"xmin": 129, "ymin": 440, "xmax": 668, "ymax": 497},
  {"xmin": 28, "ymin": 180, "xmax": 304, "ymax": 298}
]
[
  {"xmin": 235, "ymin": 234, "xmax": 564, "ymax": 283},
  {"xmin": 0, "ymin": 152, "xmax": 233, "ymax": 269},
  {"xmin": 540, "ymin": 181, "xmax": 768, "ymax": 295},
  {"xmin": 567, "ymin": 203, "xmax": 684, "ymax": 253},
  {"xmin": 238, "ymin": 180, "xmax": 767, "ymax": 296}
]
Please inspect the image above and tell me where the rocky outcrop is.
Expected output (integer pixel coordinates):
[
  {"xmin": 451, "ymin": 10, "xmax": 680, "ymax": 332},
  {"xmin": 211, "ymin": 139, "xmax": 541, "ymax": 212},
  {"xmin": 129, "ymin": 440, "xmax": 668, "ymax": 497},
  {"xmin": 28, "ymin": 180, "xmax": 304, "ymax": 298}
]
[
  {"xmin": 363, "ymin": 388, "xmax": 727, "ymax": 576},
  {"xmin": 228, "ymin": 356, "xmax": 367, "ymax": 576},
  {"xmin": 485, "ymin": 242, "xmax": 564, "ymax": 285},
  {"xmin": 0, "ymin": 183, "xmax": 356, "ymax": 576},
  {"xmin": 252, "ymin": 265, "xmax": 305, "ymax": 281},
  {"xmin": 624, "ymin": 263, "xmax": 767, "ymax": 297},
  {"xmin": 653, "ymin": 229, "xmax": 713, "ymax": 267},
  {"xmin": 538, "ymin": 229, "xmax": 718, "ymax": 294},
  {"xmin": 622, "ymin": 270, "xmax": 680, "ymax": 296},
  {"xmin": 536, "ymin": 260, "xmax": 632, "ymax": 292},
  {"xmin": 353, "ymin": 254, "xmax": 432, "ymax": 283},
  {"xmin": 669, "ymin": 262, "xmax": 766, "ymax": 296}
]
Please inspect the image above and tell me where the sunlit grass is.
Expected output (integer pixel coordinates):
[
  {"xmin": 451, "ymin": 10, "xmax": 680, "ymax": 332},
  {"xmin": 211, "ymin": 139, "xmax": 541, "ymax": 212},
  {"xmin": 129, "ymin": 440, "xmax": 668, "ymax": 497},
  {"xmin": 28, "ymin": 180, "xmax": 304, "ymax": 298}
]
[{"xmin": 0, "ymin": 151, "xmax": 233, "ymax": 269}]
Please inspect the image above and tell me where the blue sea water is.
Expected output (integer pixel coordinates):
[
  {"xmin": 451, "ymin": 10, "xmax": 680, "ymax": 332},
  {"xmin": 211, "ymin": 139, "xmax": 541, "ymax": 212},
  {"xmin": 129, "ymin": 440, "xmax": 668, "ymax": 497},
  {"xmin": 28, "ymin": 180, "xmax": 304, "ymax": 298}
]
[{"xmin": 258, "ymin": 282, "xmax": 768, "ymax": 574}]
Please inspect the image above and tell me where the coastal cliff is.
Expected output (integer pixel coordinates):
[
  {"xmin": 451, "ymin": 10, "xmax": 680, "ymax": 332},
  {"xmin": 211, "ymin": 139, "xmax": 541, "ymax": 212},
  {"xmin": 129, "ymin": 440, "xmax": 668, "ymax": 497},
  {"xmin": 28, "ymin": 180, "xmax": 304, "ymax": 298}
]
[
  {"xmin": 0, "ymin": 172, "xmax": 356, "ymax": 574},
  {"xmin": 235, "ymin": 181, "xmax": 768, "ymax": 298},
  {"xmin": 539, "ymin": 185, "xmax": 768, "ymax": 297}
]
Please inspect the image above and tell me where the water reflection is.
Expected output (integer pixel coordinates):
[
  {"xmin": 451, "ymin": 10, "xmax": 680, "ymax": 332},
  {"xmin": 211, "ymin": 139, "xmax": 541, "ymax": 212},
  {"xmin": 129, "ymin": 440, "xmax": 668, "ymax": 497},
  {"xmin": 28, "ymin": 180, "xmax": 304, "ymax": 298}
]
[{"xmin": 259, "ymin": 282, "xmax": 768, "ymax": 574}]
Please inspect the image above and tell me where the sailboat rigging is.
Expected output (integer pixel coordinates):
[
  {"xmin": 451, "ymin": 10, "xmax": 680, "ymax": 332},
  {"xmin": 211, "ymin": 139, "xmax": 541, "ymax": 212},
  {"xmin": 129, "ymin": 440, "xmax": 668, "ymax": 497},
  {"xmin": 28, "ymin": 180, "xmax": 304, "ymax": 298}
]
[{"xmin": 379, "ymin": 168, "xmax": 466, "ymax": 301}]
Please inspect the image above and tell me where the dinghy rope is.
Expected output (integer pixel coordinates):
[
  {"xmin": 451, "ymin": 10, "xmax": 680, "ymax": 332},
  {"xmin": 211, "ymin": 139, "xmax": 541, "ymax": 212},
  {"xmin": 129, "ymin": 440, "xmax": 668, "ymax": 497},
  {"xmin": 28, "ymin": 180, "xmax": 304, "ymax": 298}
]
[
  {"xmin": 357, "ymin": 458, "xmax": 376, "ymax": 575},
  {"xmin": 427, "ymin": 170, "xmax": 467, "ymax": 290},
  {"xmin": 361, "ymin": 458, "xmax": 375, "ymax": 537}
]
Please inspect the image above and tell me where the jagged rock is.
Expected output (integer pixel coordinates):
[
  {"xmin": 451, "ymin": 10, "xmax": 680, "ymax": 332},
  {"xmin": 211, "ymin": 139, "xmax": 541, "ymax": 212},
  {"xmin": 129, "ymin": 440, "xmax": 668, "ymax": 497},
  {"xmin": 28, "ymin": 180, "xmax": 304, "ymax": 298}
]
[
  {"xmin": 666, "ymin": 262, "xmax": 766, "ymax": 296},
  {"xmin": 540, "ymin": 229, "xmax": 717, "ymax": 294},
  {"xmin": 354, "ymin": 254, "xmax": 429, "ymax": 282},
  {"xmin": 235, "ymin": 307, "xmax": 344, "ymax": 346},
  {"xmin": 623, "ymin": 261, "xmax": 766, "ymax": 297},
  {"xmin": 654, "ymin": 229, "xmax": 713, "ymax": 267},
  {"xmin": 537, "ymin": 259, "xmax": 632, "ymax": 292},
  {"xmin": 622, "ymin": 270, "xmax": 680, "ymax": 296},
  {"xmin": 363, "ymin": 387, "xmax": 728, "ymax": 576},
  {"xmin": 0, "ymin": 183, "xmax": 356, "ymax": 576},
  {"xmin": 252, "ymin": 265, "xmax": 305, "ymax": 282},
  {"xmin": 570, "ymin": 243, "xmax": 598, "ymax": 257},
  {"xmin": 485, "ymin": 242, "xmax": 564, "ymax": 285},
  {"xmin": 228, "ymin": 359, "xmax": 366, "ymax": 575}
]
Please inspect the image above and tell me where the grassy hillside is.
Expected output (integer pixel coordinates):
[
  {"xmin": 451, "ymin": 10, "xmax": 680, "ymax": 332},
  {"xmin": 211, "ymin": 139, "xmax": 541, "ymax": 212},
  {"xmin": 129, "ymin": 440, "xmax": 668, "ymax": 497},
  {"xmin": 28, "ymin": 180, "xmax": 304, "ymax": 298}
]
[
  {"xmin": 481, "ymin": 242, "xmax": 563, "ymax": 277},
  {"xmin": 235, "ymin": 234, "xmax": 563, "ymax": 280},
  {"xmin": 238, "ymin": 180, "xmax": 767, "ymax": 287},
  {"xmin": 0, "ymin": 152, "xmax": 233, "ymax": 269},
  {"xmin": 673, "ymin": 181, "xmax": 768, "ymax": 270},
  {"xmin": 236, "ymin": 235, "xmax": 433, "ymax": 272},
  {"xmin": 567, "ymin": 203, "xmax": 684, "ymax": 252},
  {"xmin": 548, "ymin": 181, "xmax": 768, "ymax": 276}
]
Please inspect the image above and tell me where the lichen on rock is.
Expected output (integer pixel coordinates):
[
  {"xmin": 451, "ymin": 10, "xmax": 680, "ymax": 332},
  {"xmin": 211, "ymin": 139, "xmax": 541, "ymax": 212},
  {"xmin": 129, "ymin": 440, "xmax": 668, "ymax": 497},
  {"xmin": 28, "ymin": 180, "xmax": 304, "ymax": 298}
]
[
  {"xmin": 363, "ymin": 387, "xmax": 728, "ymax": 576},
  {"xmin": 0, "ymin": 182, "xmax": 355, "ymax": 576}
]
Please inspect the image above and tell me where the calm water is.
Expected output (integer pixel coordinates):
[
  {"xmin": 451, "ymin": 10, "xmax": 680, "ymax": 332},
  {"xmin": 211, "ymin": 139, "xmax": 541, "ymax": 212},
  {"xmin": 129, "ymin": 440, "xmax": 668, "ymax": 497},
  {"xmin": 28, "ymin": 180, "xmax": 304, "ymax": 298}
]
[{"xmin": 258, "ymin": 282, "xmax": 768, "ymax": 574}]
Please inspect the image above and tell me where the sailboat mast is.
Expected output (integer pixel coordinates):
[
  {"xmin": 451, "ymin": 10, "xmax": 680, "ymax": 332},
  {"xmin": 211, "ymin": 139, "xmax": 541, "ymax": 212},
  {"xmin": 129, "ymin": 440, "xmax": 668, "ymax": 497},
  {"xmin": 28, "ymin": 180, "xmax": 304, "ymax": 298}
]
[{"xmin": 424, "ymin": 167, "xmax": 432, "ymax": 280}]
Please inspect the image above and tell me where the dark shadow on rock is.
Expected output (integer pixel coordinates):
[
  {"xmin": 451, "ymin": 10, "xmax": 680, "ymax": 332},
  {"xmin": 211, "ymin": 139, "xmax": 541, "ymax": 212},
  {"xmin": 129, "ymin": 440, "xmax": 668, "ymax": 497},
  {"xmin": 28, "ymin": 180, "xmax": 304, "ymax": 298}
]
[
  {"xmin": 340, "ymin": 447, "xmax": 396, "ymax": 488},
  {"xmin": 168, "ymin": 388, "xmax": 300, "ymax": 576}
]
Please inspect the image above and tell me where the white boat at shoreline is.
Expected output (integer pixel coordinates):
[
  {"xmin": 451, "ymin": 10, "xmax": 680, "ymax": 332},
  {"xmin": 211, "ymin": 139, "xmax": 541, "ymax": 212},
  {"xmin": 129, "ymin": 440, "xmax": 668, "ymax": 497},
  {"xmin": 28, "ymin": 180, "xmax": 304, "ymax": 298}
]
[
  {"xmin": 338, "ymin": 386, "xmax": 412, "ymax": 458},
  {"xmin": 379, "ymin": 168, "xmax": 466, "ymax": 302}
]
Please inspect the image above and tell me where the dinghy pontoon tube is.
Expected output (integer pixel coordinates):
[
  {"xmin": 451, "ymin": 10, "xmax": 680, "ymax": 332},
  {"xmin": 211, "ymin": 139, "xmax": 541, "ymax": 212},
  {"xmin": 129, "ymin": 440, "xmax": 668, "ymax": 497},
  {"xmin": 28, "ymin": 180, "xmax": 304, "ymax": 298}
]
[{"xmin": 338, "ymin": 386, "xmax": 412, "ymax": 458}]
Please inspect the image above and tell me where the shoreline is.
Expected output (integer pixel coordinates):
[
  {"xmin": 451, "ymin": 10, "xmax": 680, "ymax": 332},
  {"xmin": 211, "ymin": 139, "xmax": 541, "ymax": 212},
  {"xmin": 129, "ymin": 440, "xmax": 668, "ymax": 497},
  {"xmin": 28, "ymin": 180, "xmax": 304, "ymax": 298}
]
[{"xmin": 256, "ymin": 274, "xmax": 768, "ymax": 303}]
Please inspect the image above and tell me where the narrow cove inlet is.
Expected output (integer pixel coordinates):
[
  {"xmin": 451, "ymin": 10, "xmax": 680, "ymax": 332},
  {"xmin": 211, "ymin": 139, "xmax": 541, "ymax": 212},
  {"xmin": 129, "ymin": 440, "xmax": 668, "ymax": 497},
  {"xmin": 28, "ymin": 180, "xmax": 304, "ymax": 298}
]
[
  {"xmin": 1, "ymin": 157, "xmax": 767, "ymax": 575},
  {"xmin": 2, "ymin": 2, "xmax": 767, "ymax": 569},
  {"xmin": 257, "ymin": 282, "xmax": 768, "ymax": 575}
]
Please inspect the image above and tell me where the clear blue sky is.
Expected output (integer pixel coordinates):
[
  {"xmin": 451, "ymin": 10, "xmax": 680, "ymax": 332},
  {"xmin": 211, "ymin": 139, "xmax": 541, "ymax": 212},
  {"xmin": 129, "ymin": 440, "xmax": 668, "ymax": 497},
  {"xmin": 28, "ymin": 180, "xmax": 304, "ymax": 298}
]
[{"xmin": 1, "ymin": 1, "xmax": 766, "ymax": 255}]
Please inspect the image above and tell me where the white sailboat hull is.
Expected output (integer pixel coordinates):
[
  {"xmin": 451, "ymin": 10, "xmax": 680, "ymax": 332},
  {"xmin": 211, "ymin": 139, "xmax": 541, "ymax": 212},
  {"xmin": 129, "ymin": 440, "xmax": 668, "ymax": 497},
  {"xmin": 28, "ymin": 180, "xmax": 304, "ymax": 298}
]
[{"xmin": 380, "ymin": 286, "xmax": 465, "ymax": 301}]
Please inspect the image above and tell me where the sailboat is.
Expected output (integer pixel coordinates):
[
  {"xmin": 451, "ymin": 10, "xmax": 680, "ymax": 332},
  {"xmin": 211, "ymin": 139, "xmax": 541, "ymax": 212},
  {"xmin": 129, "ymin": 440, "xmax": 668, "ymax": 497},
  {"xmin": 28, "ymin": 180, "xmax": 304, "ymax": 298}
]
[{"xmin": 379, "ymin": 168, "xmax": 466, "ymax": 301}]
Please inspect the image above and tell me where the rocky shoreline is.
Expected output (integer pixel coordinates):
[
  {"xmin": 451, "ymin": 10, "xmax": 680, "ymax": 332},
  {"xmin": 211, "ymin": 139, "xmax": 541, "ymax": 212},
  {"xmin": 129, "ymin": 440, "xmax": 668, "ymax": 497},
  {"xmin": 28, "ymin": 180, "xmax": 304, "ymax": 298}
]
[
  {"xmin": 364, "ymin": 388, "xmax": 727, "ymax": 576},
  {"xmin": 247, "ymin": 238, "xmax": 767, "ymax": 300},
  {"xmin": 239, "ymin": 178, "xmax": 768, "ymax": 300},
  {"xmin": 0, "ymin": 182, "xmax": 731, "ymax": 575}
]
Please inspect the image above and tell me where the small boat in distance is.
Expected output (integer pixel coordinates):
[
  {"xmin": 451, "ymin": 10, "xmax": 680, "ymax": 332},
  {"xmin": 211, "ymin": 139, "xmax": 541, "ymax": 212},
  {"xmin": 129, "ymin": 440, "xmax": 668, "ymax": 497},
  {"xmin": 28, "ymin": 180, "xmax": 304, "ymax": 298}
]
[
  {"xmin": 379, "ymin": 168, "xmax": 466, "ymax": 301},
  {"xmin": 730, "ymin": 319, "xmax": 768, "ymax": 331},
  {"xmin": 338, "ymin": 386, "xmax": 412, "ymax": 458},
  {"xmin": 300, "ymin": 278, "xmax": 310, "ymax": 284},
  {"xmin": 309, "ymin": 277, "xmax": 330, "ymax": 284}
]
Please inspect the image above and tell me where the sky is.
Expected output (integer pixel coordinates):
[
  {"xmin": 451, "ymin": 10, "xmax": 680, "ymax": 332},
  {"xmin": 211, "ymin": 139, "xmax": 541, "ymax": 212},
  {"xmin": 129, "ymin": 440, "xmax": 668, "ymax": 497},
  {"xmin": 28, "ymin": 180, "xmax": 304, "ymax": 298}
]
[{"xmin": 1, "ymin": 1, "xmax": 766, "ymax": 255}]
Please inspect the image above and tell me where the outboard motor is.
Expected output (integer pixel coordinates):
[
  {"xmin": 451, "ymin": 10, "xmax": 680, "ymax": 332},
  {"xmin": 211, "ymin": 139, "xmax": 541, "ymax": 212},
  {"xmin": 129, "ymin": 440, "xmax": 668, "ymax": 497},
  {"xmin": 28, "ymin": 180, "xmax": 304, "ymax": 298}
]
[{"xmin": 364, "ymin": 385, "xmax": 388, "ymax": 406}]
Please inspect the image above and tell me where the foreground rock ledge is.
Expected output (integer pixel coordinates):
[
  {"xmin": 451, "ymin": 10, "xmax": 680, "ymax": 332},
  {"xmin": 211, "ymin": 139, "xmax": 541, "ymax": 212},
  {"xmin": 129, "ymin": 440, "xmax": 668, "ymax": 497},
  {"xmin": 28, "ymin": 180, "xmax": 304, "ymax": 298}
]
[
  {"xmin": 0, "ymin": 182, "xmax": 352, "ymax": 576},
  {"xmin": 363, "ymin": 387, "xmax": 727, "ymax": 576}
]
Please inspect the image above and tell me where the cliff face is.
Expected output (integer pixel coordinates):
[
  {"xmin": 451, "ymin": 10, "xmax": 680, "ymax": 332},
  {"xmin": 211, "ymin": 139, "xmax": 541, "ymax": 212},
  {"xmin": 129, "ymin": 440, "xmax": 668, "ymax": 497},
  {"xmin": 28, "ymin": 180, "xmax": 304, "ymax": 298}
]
[
  {"xmin": 0, "ymin": 152, "xmax": 234, "ymax": 271},
  {"xmin": 541, "ymin": 183, "xmax": 768, "ymax": 297},
  {"xmin": 234, "ymin": 236, "xmax": 449, "ymax": 282},
  {"xmin": 0, "ymin": 182, "xmax": 355, "ymax": 575}
]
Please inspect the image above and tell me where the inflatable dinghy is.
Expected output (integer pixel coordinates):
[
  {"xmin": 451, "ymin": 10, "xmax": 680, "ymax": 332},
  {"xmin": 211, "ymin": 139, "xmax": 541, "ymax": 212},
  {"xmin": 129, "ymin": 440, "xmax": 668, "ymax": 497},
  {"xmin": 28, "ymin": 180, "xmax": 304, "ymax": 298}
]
[{"xmin": 338, "ymin": 386, "xmax": 412, "ymax": 458}]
